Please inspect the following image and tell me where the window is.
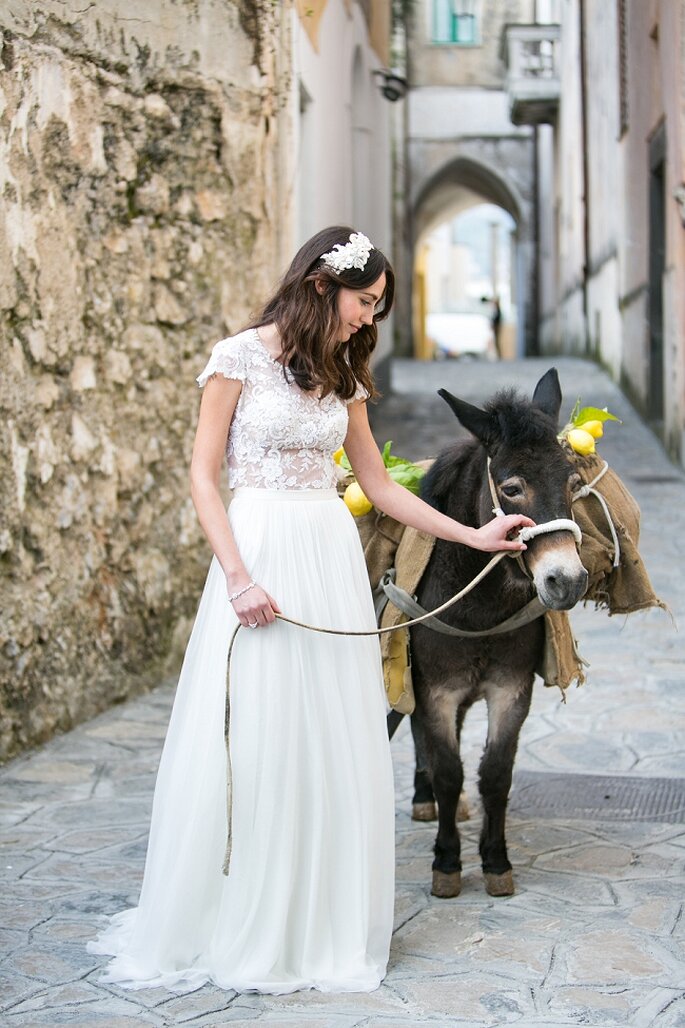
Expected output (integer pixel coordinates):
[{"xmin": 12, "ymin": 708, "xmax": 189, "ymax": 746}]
[{"xmin": 432, "ymin": 0, "xmax": 479, "ymax": 45}]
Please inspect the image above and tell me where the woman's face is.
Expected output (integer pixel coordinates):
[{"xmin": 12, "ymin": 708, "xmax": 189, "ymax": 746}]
[{"xmin": 335, "ymin": 273, "xmax": 386, "ymax": 342}]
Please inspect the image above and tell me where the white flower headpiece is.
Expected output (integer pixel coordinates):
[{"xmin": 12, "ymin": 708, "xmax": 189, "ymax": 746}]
[{"xmin": 320, "ymin": 232, "xmax": 374, "ymax": 274}]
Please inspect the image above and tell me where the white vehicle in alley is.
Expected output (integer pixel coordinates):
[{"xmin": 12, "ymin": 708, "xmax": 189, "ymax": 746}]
[{"xmin": 427, "ymin": 307, "xmax": 496, "ymax": 360}]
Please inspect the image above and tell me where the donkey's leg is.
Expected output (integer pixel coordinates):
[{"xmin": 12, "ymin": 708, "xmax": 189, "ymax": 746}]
[
  {"xmin": 478, "ymin": 677, "xmax": 533, "ymax": 897},
  {"xmin": 421, "ymin": 688, "xmax": 464, "ymax": 898},
  {"xmin": 455, "ymin": 706, "xmax": 470, "ymax": 822},
  {"xmin": 411, "ymin": 710, "xmax": 470, "ymax": 823},
  {"xmin": 411, "ymin": 714, "xmax": 436, "ymax": 821}
]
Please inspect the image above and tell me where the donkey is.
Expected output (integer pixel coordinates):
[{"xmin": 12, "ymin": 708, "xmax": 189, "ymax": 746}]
[{"xmin": 409, "ymin": 368, "xmax": 588, "ymax": 899}]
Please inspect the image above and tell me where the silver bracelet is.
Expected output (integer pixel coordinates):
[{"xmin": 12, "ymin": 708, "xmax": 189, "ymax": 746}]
[{"xmin": 228, "ymin": 579, "xmax": 256, "ymax": 603}]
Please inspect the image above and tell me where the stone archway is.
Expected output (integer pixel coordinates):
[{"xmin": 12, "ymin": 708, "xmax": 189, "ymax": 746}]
[
  {"xmin": 397, "ymin": 138, "xmax": 536, "ymax": 357},
  {"xmin": 414, "ymin": 156, "xmax": 523, "ymax": 235}
]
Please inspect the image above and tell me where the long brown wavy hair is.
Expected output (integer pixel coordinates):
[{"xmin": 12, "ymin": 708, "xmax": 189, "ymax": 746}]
[{"xmin": 245, "ymin": 226, "xmax": 395, "ymax": 400}]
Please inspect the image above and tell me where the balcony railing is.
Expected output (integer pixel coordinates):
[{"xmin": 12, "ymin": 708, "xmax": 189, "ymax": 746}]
[{"xmin": 503, "ymin": 24, "xmax": 561, "ymax": 126}]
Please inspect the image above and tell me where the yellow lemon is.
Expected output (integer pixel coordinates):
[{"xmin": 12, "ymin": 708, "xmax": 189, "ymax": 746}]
[
  {"xmin": 333, "ymin": 447, "xmax": 345, "ymax": 465},
  {"xmin": 577, "ymin": 419, "xmax": 603, "ymax": 439},
  {"xmin": 567, "ymin": 428, "xmax": 596, "ymax": 455},
  {"xmin": 344, "ymin": 481, "xmax": 373, "ymax": 516}
]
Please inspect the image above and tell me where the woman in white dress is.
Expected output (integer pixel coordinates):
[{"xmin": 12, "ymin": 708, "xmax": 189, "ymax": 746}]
[{"xmin": 88, "ymin": 227, "xmax": 532, "ymax": 995}]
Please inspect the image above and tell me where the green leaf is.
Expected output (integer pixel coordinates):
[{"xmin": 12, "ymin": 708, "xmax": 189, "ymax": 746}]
[
  {"xmin": 388, "ymin": 464, "xmax": 426, "ymax": 494},
  {"xmin": 573, "ymin": 406, "xmax": 622, "ymax": 426},
  {"xmin": 380, "ymin": 440, "xmax": 415, "ymax": 469},
  {"xmin": 376, "ymin": 440, "xmax": 426, "ymax": 492}
]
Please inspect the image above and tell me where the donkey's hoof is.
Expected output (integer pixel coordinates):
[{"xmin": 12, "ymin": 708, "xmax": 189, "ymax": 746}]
[
  {"xmin": 457, "ymin": 793, "xmax": 470, "ymax": 822},
  {"xmin": 484, "ymin": 870, "xmax": 515, "ymax": 897},
  {"xmin": 431, "ymin": 870, "xmax": 461, "ymax": 898},
  {"xmin": 412, "ymin": 802, "xmax": 437, "ymax": 822}
]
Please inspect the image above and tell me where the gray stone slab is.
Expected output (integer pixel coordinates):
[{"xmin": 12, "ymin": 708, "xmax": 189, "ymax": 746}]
[
  {"xmin": 88, "ymin": 979, "xmax": 173, "ymax": 1010},
  {"xmin": 0, "ymin": 798, "xmax": 46, "ymax": 828},
  {"xmin": 5, "ymin": 978, "xmax": 112, "ymax": 1015},
  {"xmin": 651, "ymin": 992, "xmax": 685, "ymax": 1027},
  {"xmin": 226, "ymin": 984, "xmax": 410, "ymax": 1023},
  {"xmin": 392, "ymin": 973, "xmax": 535, "ymax": 1023},
  {"xmin": 0, "ymin": 971, "xmax": 45, "ymax": 1014},
  {"xmin": 541, "ymin": 984, "xmax": 679, "ymax": 1027},
  {"xmin": 22, "ymin": 797, "xmax": 151, "ymax": 831},
  {"xmin": 3, "ymin": 1014, "xmax": 162, "ymax": 1026},
  {"xmin": 192, "ymin": 1017, "xmax": 362, "ymax": 1027},
  {"xmin": 31, "ymin": 917, "xmax": 108, "ymax": 944},
  {"xmin": 155, "ymin": 989, "xmax": 239, "ymax": 1022},
  {"xmin": 0, "ymin": 899, "xmax": 56, "ymax": 932},
  {"xmin": 552, "ymin": 927, "xmax": 682, "ymax": 988},
  {"xmin": 2, "ymin": 942, "xmax": 101, "ymax": 984},
  {"xmin": 3, "ymin": 762, "xmax": 99, "ymax": 796},
  {"xmin": 43, "ymin": 825, "xmax": 147, "ymax": 855},
  {"xmin": 84, "ymin": 720, "xmax": 168, "ymax": 746}
]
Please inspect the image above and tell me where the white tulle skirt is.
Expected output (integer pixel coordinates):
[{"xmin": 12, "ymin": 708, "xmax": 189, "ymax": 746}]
[{"xmin": 88, "ymin": 488, "xmax": 395, "ymax": 995}]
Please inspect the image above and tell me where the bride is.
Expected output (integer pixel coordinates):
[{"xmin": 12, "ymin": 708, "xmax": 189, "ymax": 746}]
[{"xmin": 88, "ymin": 226, "xmax": 531, "ymax": 995}]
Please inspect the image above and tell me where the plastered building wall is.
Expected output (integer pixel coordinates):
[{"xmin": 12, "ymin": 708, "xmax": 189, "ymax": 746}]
[
  {"xmin": 410, "ymin": 0, "xmax": 535, "ymax": 87},
  {"xmin": 292, "ymin": 1, "xmax": 395, "ymax": 381},
  {"xmin": 537, "ymin": 0, "xmax": 685, "ymax": 465}
]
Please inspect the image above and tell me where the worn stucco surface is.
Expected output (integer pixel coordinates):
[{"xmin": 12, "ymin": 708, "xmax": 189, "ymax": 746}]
[{"xmin": 0, "ymin": 1, "xmax": 289, "ymax": 759}]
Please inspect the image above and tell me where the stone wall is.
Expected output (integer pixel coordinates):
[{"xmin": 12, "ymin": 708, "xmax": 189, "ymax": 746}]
[{"xmin": 0, "ymin": 1, "xmax": 291, "ymax": 760}]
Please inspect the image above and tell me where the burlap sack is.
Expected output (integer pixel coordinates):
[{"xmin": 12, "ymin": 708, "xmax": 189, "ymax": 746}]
[
  {"xmin": 539, "ymin": 610, "xmax": 587, "ymax": 694},
  {"xmin": 378, "ymin": 526, "xmax": 437, "ymax": 713},
  {"xmin": 568, "ymin": 448, "xmax": 667, "ymax": 615},
  {"xmin": 356, "ymin": 509, "xmax": 406, "ymax": 591},
  {"xmin": 339, "ymin": 459, "xmax": 434, "ymax": 592}
]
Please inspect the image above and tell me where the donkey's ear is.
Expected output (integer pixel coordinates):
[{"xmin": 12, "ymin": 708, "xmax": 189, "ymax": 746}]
[
  {"xmin": 532, "ymin": 368, "xmax": 562, "ymax": 423},
  {"xmin": 438, "ymin": 388, "xmax": 496, "ymax": 444}
]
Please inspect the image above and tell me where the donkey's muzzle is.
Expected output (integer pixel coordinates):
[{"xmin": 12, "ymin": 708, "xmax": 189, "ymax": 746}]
[
  {"xmin": 527, "ymin": 531, "xmax": 589, "ymax": 610},
  {"xmin": 538, "ymin": 564, "xmax": 589, "ymax": 610}
]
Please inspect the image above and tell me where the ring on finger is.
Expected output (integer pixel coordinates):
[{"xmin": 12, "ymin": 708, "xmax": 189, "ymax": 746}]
[{"xmin": 248, "ymin": 621, "xmax": 258, "ymax": 628}]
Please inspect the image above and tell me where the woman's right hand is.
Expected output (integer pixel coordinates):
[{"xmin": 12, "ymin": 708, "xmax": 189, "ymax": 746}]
[{"xmin": 228, "ymin": 578, "xmax": 280, "ymax": 629}]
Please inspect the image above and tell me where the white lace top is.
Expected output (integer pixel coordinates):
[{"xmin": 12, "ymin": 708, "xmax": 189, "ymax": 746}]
[{"xmin": 197, "ymin": 329, "xmax": 365, "ymax": 490}]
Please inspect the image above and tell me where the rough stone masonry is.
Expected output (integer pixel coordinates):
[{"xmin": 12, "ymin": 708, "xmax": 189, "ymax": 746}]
[{"xmin": 0, "ymin": 1, "xmax": 290, "ymax": 759}]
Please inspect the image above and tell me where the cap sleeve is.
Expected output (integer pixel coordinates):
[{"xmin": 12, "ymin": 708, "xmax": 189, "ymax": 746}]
[
  {"xmin": 348, "ymin": 380, "xmax": 370, "ymax": 404},
  {"xmin": 196, "ymin": 335, "xmax": 247, "ymax": 388}
]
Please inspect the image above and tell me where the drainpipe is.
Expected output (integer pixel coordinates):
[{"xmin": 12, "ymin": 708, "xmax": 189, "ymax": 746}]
[
  {"xmin": 578, "ymin": 0, "xmax": 591, "ymax": 353},
  {"xmin": 531, "ymin": 124, "xmax": 541, "ymax": 356}
]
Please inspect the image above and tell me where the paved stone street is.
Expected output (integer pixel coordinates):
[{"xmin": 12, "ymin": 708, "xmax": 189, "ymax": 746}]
[{"xmin": 1, "ymin": 356, "xmax": 684, "ymax": 1027}]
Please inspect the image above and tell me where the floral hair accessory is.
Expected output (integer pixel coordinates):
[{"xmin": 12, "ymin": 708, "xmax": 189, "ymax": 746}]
[{"xmin": 320, "ymin": 232, "xmax": 373, "ymax": 274}]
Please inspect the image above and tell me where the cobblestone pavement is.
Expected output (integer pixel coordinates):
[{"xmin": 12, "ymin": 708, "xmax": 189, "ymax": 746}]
[{"xmin": 1, "ymin": 356, "xmax": 684, "ymax": 1027}]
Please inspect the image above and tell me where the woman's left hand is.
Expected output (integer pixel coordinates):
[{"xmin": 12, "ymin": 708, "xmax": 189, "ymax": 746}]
[{"xmin": 469, "ymin": 514, "xmax": 535, "ymax": 552}]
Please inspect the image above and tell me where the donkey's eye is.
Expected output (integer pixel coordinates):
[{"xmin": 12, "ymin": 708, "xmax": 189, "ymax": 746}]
[
  {"xmin": 500, "ymin": 479, "xmax": 525, "ymax": 499},
  {"xmin": 569, "ymin": 472, "xmax": 582, "ymax": 491}
]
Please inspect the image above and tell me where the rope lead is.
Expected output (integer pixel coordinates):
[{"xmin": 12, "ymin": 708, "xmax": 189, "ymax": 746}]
[{"xmin": 222, "ymin": 459, "xmax": 619, "ymax": 873}]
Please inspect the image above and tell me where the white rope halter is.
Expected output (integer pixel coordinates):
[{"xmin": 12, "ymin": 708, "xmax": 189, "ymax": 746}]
[
  {"xmin": 486, "ymin": 456, "xmax": 620, "ymax": 565},
  {"xmin": 486, "ymin": 457, "xmax": 581, "ymax": 548}
]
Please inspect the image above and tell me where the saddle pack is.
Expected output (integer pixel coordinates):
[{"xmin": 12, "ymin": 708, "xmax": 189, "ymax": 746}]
[{"xmin": 349, "ymin": 452, "xmax": 665, "ymax": 714}]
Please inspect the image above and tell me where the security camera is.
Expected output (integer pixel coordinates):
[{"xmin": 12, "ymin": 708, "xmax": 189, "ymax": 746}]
[{"xmin": 373, "ymin": 69, "xmax": 408, "ymax": 102}]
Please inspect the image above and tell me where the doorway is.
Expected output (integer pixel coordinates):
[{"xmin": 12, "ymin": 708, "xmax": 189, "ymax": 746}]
[{"xmin": 416, "ymin": 203, "xmax": 517, "ymax": 361}]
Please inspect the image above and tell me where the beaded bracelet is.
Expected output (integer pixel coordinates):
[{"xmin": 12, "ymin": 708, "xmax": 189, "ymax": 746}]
[{"xmin": 228, "ymin": 579, "xmax": 256, "ymax": 603}]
